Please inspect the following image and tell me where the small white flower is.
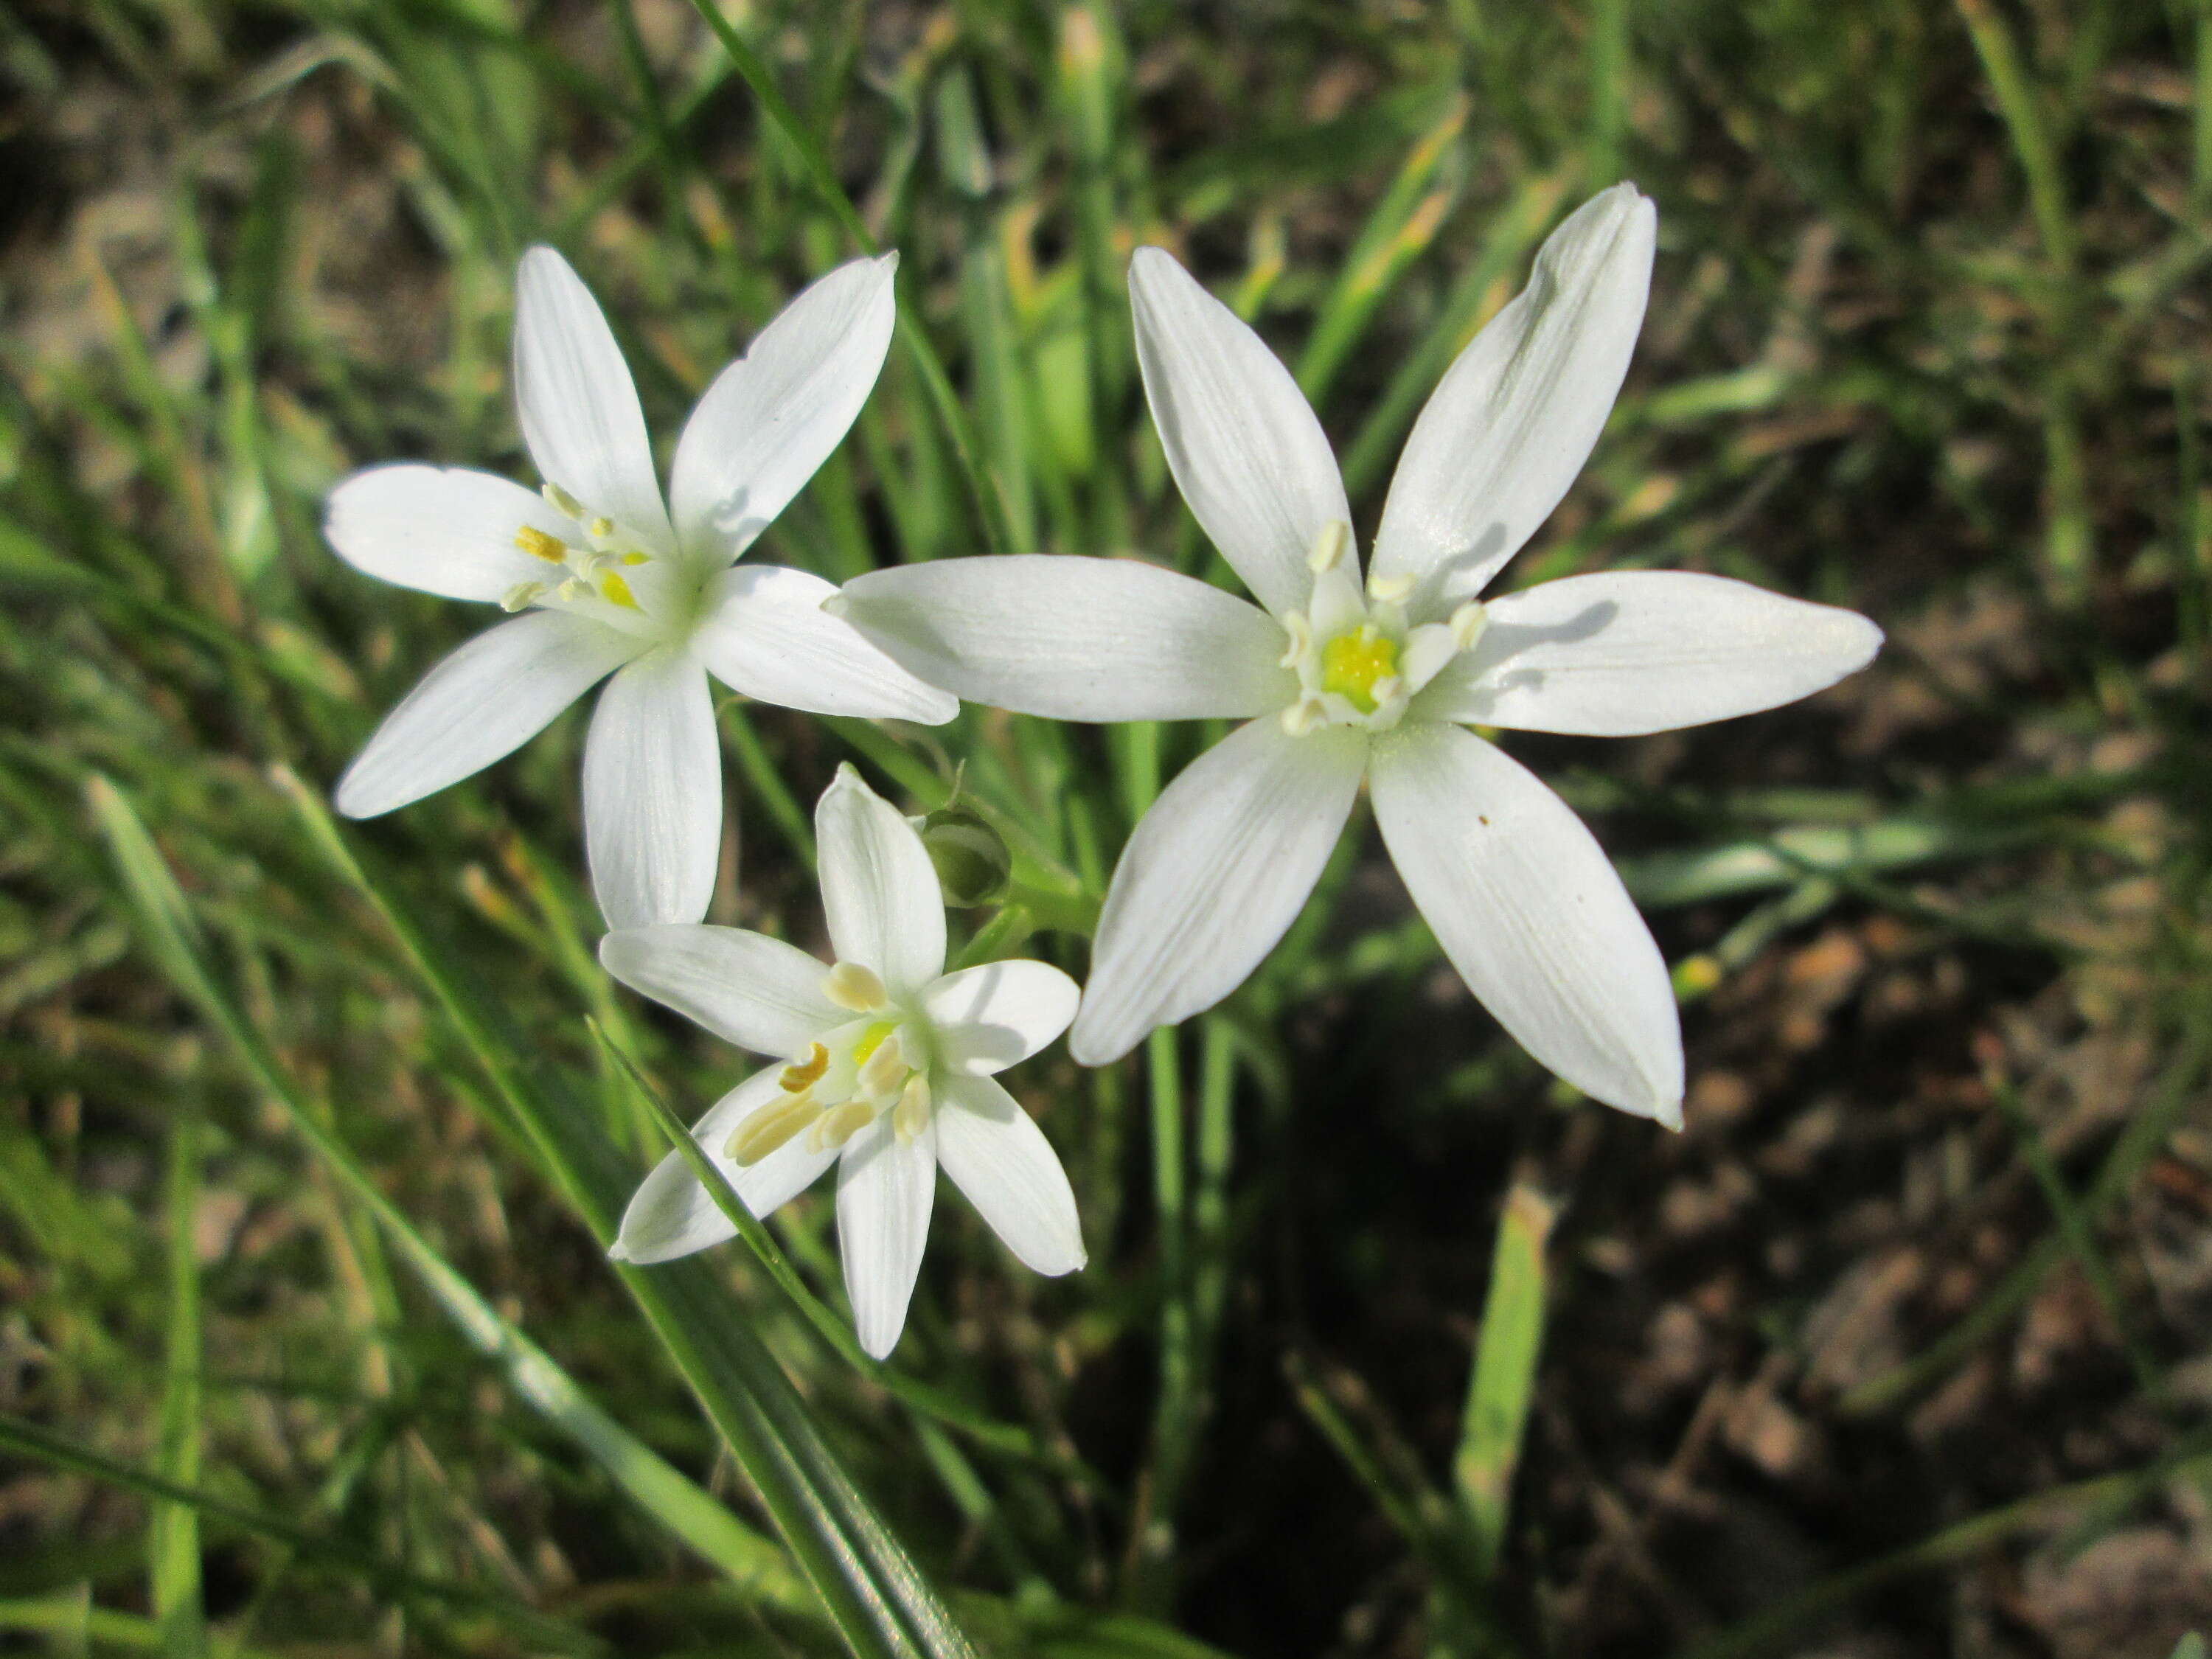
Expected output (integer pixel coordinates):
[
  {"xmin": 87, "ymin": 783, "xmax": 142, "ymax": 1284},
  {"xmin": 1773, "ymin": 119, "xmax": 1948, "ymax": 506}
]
[
  {"xmin": 833, "ymin": 184, "xmax": 1883, "ymax": 1127},
  {"xmin": 325, "ymin": 248, "xmax": 956, "ymax": 930},
  {"xmin": 604, "ymin": 765, "xmax": 1085, "ymax": 1359}
]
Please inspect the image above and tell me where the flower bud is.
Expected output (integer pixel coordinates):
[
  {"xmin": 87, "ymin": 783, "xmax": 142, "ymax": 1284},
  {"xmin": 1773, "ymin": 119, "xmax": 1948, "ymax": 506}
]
[{"xmin": 914, "ymin": 804, "xmax": 1011, "ymax": 908}]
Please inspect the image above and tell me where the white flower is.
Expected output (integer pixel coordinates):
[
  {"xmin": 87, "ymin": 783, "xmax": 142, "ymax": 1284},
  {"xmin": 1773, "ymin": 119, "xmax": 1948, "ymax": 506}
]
[
  {"xmin": 603, "ymin": 765, "xmax": 1085, "ymax": 1358},
  {"xmin": 832, "ymin": 184, "xmax": 1882, "ymax": 1127},
  {"xmin": 325, "ymin": 248, "xmax": 956, "ymax": 930}
]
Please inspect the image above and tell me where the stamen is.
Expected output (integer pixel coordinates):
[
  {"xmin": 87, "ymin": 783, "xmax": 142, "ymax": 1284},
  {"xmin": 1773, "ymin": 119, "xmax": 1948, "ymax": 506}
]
[
  {"xmin": 543, "ymin": 482, "xmax": 586, "ymax": 520},
  {"xmin": 807, "ymin": 1099, "xmax": 877, "ymax": 1153},
  {"xmin": 823, "ymin": 961, "xmax": 889, "ymax": 1012},
  {"xmin": 1306, "ymin": 519, "xmax": 1350, "ymax": 574},
  {"xmin": 858, "ymin": 1029, "xmax": 908, "ymax": 1097},
  {"xmin": 588, "ymin": 516, "xmax": 613, "ymax": 539},
  {"xmin": 1280, "ymin": 696, "xmax": 1324, "ymax": 737},
  {"xmin": 515, "ymin": 526, "xmax": 568, "ymax": 562},
  {"xmin": 1278, "ymin": 612, "xmax": 1310, "ymax": 670},
  {"xmin": 599, "ymin": 571, "xmax": 640, "ymax": 610},
  {"xmin": 1448, "ymin": 600, "xmax": 1489, "ymax": 653},
  {"xmin": 557, "ymin": 577, "xmax": 586, "ymax": 602},
  {"xmin": 725, "ymin": 1092, "xmax": 821, "ymax": 1165},
  {"xmin": 778, "ymin": 1041, "xmax": 830, "ymax": 1093},
  {"xmin": 892, "ymin": 1074, "xmax": 931, "ymax": 1143},
  {"xmin": 1367, "ymin": 570, "xmax": 1416, "ymax": 604},
  {"xmin": 620, "ymin": 552, "xmax": 650, "ymax": 566},
  {"xmin": 501, "ymin": 580, "xmax": 546, "ymax": 613}
]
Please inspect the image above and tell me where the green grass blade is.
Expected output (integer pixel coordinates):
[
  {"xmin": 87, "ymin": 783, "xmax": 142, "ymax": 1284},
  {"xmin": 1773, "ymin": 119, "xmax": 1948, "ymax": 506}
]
[
  {"xmin": 150, "ymin": 1113, "xmax": 206, "ymax": 1659},
  {"xmin": 1454, "ymin": 1183, "xmax": 1554, "ymax": 1579}
]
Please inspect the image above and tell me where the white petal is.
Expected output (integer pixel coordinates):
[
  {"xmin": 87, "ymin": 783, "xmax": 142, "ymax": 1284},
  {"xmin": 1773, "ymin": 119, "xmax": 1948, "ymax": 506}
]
[
  {"xmin": 1415, "ymin": 571, "xmax": 1884, "ymax": 735},
  {"xmin": 1369, "ymin": 722, "xmax": 1681, "ymax": 1124},
  {"xmin": 1129, "ymin": 248, "xmax": 1352, "ymax": 619},
  {"xmin": 512, "ymin": 246, "xmax": 673, "ymax": 554},
  {"xmin": 335, "ymin": 611, "xmax": 635, "ymax": 818},
  {"xmin": 1068, "ymin": 719, "xmax": 1367, "ymax": 1065},
  {"xmin": 611, "ymin": 1068, "xmax": 838, "ymax": 1265},
  {"xmin": 832, "ymin": 555, "xmax": 1291, "ymax": 722},
  {"xmin": 599, "ymin": 924, "xmax": 839, "ymax": 1059},
  {"xmin": 582, "ymin": 650, "xmax": 722, "ymax": 930},
  {"xmin": 835, "ymin": 1112, "xmax": 938, "ymax": 1359},
  {"xmin": 933, "ymin": 1074, "xmax": 1083, "ymax": 1276},
  {"xmin": 1371, "ymin": 185, "xmax": 1657, "ymax": 612},
  {"xmin": 919, "ymin": 960, "xmax": 1080, "ymax": 1075},
  {"xmin": 668, "ymin": 254, "xmax": 899, "ymax": 569},
  {"xmin": 694, "ymin": 564, "xmax": 957, "ymax": 724},
  {"xmin": 324, "ymin": 465, "xmax": 566, "ymax": 602},
  {"xmin": 815, "ymin": 765, "xmax": 946, "ymax": 998}
]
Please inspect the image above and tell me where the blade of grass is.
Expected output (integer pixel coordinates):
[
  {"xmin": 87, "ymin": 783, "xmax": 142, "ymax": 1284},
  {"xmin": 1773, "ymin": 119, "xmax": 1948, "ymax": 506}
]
[
  {"xmin": 1455, "ymin": 1183, "xmax": 1554, "ymax": 1579},
  {"xmin": 150, "ymin": 1112, "xmax": 206, "ymax": 1659},
  {"xmin": 0, "ymin": 1413, "xmax": 597, "ymax": 1652}
]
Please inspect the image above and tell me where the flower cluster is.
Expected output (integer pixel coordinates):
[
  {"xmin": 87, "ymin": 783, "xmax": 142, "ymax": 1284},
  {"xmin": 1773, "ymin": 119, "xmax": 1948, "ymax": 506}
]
[{"xmin": 326, "ymin": 185, "xmax": 1879, "ymax": 1354}]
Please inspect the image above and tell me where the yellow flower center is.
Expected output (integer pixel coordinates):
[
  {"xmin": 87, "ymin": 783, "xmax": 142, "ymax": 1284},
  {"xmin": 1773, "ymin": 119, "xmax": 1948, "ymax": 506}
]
[
  {"xmin": 1320, "ymin": 627, "xmax": 1399, "ymax": 715},
  {"xmin": 850, "ymin": 1019, "xmax": 899, "ymax": 1066}
]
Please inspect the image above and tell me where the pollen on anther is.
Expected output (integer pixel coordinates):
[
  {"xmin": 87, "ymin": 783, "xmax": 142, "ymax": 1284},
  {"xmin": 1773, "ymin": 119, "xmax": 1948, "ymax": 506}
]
[
  {"xmin": 778, "ymin": 1041, "xmax": 830, "ymax": 1093},
  {"xmin": 824, "ymin": 961, "xmax": 889, "ymax": 1012},
  {"xmin": 599, "ymin": 571, "xmax": 641, "ymax": 610},
  {"xmin": 515, "ymin": 526, "xmax": 568, "ymax": 562}
]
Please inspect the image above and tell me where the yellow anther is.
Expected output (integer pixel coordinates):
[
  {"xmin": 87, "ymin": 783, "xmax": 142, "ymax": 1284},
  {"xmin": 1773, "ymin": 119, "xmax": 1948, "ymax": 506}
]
[
  {"xmin": 892, "ymin": 1074, "xmax": 932, "ymax": 1143},
  {"xmin": 1320, "ymin": 626, "xmax": 1401, "ymax": 715},
  {"xmin": 778, "ymin": 1041, "xmax": 830, "ymax": 1093},
  {"xmin": 1448, "ymin": 600, "xmax": 1489, "ymax": 653},
  {"xmin": 515, "ymin": 525, "xmax": 568, "ymax": 562},
  {"xmin": 858, "ymin": 1028, "xmax": 908, "ymax": 1096},
  {"xmin": 724, "ymin": 1092, "xmax": 821, "ymax": 1165},
  {"xmin": 1306, "ymin": 519, "xmax": 1350, "ymax": 574},
  {"xmin": 588, "ymin": 516, "xmax": 613, "ymax": 538},
  {"xmin": 620, "ymin": 552, "xmax": 650, "ymax": 565},
  {"xmin": 599, "ymin": 571, "xmax": 640, "ymax": 610},
  {"xmin": 1367, "ymin": 571, "xmax": 1416, "ymax": 604},
  {"xmin": 807, "ymin": 1099, "xmax": 877, "ymax": 1153},
  {"xmin": 501, "ymin": 580, "xmax": 546, "ymax": 613},
  {"xmin": 543, "ymin": 482, "xmax": 586, "ymax": 519},
  {"xmin": 823, "ymin": 961, "xmax": 889, "ymax": 1012}
]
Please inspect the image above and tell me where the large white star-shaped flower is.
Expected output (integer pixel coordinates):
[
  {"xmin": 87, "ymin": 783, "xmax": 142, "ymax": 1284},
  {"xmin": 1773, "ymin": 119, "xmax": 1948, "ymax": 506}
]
[
  {"xmin": 833, "ymin": 185, "xmax": 1882, "ymax": 1125},
  {"xmin": 326, "ymin": 248, "xmax": 956, "ymax": 929},
  {"xmin": 604, "ymin": 765, "xmax": 1085, "ymax": 1358}
]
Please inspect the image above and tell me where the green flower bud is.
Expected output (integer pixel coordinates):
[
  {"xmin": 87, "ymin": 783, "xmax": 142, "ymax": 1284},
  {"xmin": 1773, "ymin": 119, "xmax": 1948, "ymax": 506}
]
[{"xmin": 914, "ymin": 804, "xmax": 1011, "ymax": 908}]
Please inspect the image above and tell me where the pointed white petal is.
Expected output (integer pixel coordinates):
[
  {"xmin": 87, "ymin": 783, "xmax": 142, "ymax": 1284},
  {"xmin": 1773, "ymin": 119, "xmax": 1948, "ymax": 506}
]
[
  {"xmin": 694, "ymin": 564, "xmax": 957, "ymax": 724},
  {"xmin": 1129, "ymin": 247, "xmax": 1352, "ymax": 618},
  {"xmin": 919, "ymin": 960, "xmax": 1080, "ymax": 1075},
  {"xmin": 335, "ymin": 611, "xmax": 634, "ymax": 818},
  {"xmin": 668, "ymin": 254, "xmax": 899, "ymax": 569},
  {"xmin": 512, "ymin": 246, "xmax": 673, "ymax": 554},
  {"xmin": 611, "ymin": 1068, "xmax": 838, "ymax": 1265},
  {"xmin": 815, "ymin": 765, "xmax": 946, "ymax": 998},
  {"xmin": 833, "ymin": 555, "xmax": 1291, "ymax": 721},
  {"xmin": 582, "ymin": 650, "xmax": 722, "ymax": 930},
  {"xmin": 1369, "ymin": 722, "xmax": 1681, "ymax": 1124},
  {"xmin": 1415, "ymin": 571, "xmax": 1884, "ymax": 735},
  {"xmin": 599, "ymin": 924, "xmax": 839, "ymax": 1059},
  {"xmin": 1068, "ymin": 719, "xmax": 1367, "ymax": 1065},
  {"xmin": 934, "ymin": 1074, "xmax": 1083, "ymax": 1276},
  {"xmin": 324, "ymin": 465, "xmax": 566, "ymax": 602},
  {"xmin": 1371, "ymin": 185, "xmax": 1657, "ymax": 611},
  {"xmin": 835, "ymin": 1113, "xmax": 938, "ymax": 1359}
]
